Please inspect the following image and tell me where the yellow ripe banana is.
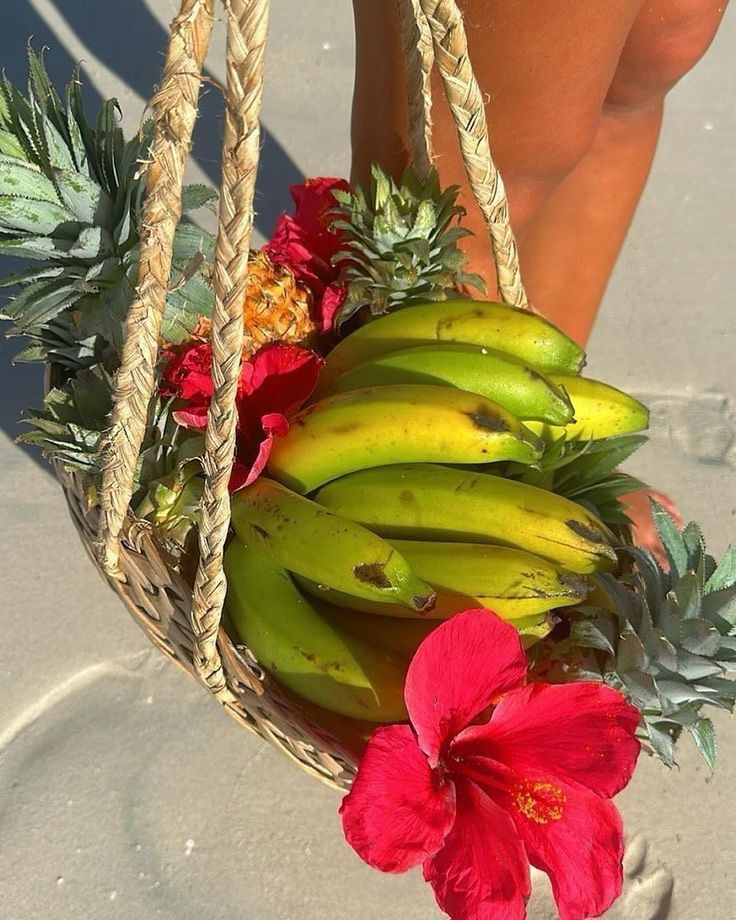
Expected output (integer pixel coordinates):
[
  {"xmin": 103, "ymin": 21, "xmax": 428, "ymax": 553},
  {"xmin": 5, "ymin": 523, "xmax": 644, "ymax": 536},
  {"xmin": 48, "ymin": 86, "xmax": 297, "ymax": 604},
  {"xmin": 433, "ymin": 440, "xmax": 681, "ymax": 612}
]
[
  {"xmin": 524, "ymin": 375, "xmax": 649, "ymax": 441},
  {"xmin": 315, "ymin": 464, "xmax": 617, "ymax": 575},
  {"xmin": 318, "ymin": 300, "xmax": 586, "ymax": 392},
  {"xmin": 267, "ymin": 384, "xmax": 543, "ymax": 493},
  {"xmin": 224, "ymin": 541, "xmax": 408, "ymax": 722},
  {"xmin": 326, "ymin": 343, "xmax": 575, "ymax": 426},
  {"xmin": 230, "ymin": 478, "xmax": 436, "ymax": 612},
  {"xmin": 296, "ymin": 540, "xmax": 590, "ymax": 621}
]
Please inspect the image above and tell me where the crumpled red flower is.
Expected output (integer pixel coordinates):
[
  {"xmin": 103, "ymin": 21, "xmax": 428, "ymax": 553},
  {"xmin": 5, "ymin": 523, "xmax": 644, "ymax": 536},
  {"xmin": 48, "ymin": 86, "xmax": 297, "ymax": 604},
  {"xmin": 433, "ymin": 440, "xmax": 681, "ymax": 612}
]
[
  {"xmin": 263, "ymin": 176, "xmax": 350, "ymax": 332},
  {"xmin": 159, "ymin": 339, "xmax": 322, "ymax": 490},
  {"xmin": 340, "ymin": 609, "xmax": 641, "ymax": 920}
]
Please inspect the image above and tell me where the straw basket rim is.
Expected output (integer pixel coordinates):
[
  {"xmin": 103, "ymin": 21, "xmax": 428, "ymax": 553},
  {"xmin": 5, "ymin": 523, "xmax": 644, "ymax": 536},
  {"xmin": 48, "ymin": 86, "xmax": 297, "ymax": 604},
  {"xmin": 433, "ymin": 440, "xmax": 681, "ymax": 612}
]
[{"xmin": 49, "ymin": 360, "xmax": 360, "ymax": 790}]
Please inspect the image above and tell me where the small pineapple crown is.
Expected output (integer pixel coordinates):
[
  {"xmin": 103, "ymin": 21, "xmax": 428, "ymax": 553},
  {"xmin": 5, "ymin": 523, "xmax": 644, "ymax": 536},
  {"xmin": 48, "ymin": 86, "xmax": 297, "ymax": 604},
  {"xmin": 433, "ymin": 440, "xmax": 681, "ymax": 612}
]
[
  {"xmin": 563, "ymin": 502, "xmax": 736, "ymax": 769},
  {"xmin": 331, "ymin": 164, "xmax": 485, "ymax": 329}
]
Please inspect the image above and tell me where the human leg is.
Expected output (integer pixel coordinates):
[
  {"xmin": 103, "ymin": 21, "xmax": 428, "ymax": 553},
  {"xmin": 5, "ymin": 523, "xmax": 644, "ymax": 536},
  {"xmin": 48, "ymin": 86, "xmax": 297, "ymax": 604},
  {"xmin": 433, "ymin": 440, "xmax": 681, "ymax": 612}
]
[
  {"xmin": 351, "ymin": 0, "xmax": 727, "ymax": 341},
  {"xmin": 516, "ymin": 0, "xmax": 728, "ymax": 342},
  {"xmin": 351, "ymin": 0, "xmax": 643, "ymax": 291}
]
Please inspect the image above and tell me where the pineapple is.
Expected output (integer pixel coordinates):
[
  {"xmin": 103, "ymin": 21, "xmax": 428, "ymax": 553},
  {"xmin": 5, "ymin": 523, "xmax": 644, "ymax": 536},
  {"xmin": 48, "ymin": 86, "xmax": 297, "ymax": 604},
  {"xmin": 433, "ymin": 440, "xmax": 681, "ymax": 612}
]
[
  {"xmin": 243, "ymin": 250, "xmax": 316, "ymax": 348},
  {"xmin": 0, "ymin": 53, "xmax": 219, "ymax": 561},
  {"xmin": 503, "ymin": 433, "xmax": 648, "ymax": 527},
  {"xmin": 542, "ymin": 503, "xmax": 736, "ymax": 769},
  {"xmin": 21, "ymin": 364, "xmax": 205, "ymax": 557},
  {"xmin": 0, "ymin": 49, "xmax": 214, "ymax": 369},
  {"xmin": 332, "ymin": 164, "xmax": 484, "ymax": 328}
]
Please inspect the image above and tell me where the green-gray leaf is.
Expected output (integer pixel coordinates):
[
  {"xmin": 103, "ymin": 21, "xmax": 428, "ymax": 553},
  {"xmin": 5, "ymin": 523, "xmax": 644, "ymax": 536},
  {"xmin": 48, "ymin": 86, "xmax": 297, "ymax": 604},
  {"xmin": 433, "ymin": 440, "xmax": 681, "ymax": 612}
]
[
  {"xmin": 689, "ymin": 717, "xmax": 717, "ymax": 771},
  {"xmin": 651, "ymin": 500, "xmax": 689, "ymax": 578},
  {"xmin": 646, "ymin": 721, "xmax": 676, "ymax": 767},
  {"xmin": 52, "ymin": 167, "xmax": 113, "ymax": 225},
  {"xmin": 0, "ymin": 154, "xmax": 59, "ymax": 202},
  {"xmin": 181, "ymin": 184, "xmax": 217, "ymax": 213},
  {"xmin": 0, "ymin": 194, "xmax": 77, "ymax": 236},
  {"xmin": 706, "ymin": 546, "xmax": 736, "ymax": 593}
]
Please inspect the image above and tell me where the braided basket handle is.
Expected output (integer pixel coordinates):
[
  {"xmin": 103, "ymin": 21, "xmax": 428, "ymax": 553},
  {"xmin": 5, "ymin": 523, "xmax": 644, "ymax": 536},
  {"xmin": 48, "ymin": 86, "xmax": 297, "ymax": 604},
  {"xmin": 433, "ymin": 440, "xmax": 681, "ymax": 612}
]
[
  {"xmin": 96, "ymin": 0, "xmax": 215, "ymax": 578},
  {"xmin": 398, "ymin": 0, "xmax": 435, "ymax": 179},
  {"xmin": 191, "ymin": 0, "xmax": 271, "ymax": 699},
  {"xmin": 406, "ymin": 0, "xmax": 529, "ymax": 307}
]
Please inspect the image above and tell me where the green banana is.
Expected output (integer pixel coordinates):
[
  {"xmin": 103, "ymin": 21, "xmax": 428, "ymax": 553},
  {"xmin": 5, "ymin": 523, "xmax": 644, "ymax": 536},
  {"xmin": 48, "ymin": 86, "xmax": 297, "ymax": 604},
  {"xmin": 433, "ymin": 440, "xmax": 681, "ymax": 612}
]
[
  {"xmin": 326, "ymin": 343, "xmax": 575, "ymax": 425},
  {"xmin": 318, "ymin": 300, "xmax": 586, "ymax": 391},
  {"xmin": 267, "ymin": 384, "xmax": 543, "ymax": 493},
  {"xmin": 315, "ymin": 464, "xmax": 617, "ymax": 575},
  {"xmin": 296, "ymin": 539, "xmax": 590, "ymax": 621},
  {"xmin": 224, "ymin": 541, "xmax": 408, "ymax": 722},
  {"xmin": 525, "ymin": 375, "xmax": 649, "ymax": 441},
  {"xmin": 230, "ymin": 478, "xmax": 436, "ymax": 612}
]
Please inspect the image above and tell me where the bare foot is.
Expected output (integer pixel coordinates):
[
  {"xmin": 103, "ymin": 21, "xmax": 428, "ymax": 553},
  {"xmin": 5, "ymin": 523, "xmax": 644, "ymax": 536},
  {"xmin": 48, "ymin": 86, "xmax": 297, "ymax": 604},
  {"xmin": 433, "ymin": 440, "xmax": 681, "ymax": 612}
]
[{"xmin": 623, "ymin": 487, "xmax": 682, "ymax": 567}]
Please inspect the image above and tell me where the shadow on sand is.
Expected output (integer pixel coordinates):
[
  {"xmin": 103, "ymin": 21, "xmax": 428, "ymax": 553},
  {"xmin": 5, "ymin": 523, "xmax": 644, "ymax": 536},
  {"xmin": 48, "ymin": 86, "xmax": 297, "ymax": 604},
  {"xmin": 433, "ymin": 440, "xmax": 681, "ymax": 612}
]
[{"xmin": 1, "ymin": 0, "xmax": 305, "ymax": 470}]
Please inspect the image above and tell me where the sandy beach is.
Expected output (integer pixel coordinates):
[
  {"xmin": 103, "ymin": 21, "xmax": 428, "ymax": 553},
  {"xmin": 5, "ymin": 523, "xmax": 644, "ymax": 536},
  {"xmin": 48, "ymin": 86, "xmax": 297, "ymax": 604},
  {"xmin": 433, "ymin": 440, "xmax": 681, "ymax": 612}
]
[{"xmin": 0, "ymin": 2, "xmax": 734, "ymax": 917}]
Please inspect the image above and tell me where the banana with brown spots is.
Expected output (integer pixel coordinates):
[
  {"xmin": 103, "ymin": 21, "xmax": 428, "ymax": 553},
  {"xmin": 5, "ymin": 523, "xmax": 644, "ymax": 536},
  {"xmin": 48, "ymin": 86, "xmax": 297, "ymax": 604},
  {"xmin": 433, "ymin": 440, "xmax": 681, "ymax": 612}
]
[
  {"xmin": 230, "ymin": 478, "xmax": 436, "ymax": 612},
  {"xmin": 267, "ymin": 384, "xmax": 543, "ymax": 494}
]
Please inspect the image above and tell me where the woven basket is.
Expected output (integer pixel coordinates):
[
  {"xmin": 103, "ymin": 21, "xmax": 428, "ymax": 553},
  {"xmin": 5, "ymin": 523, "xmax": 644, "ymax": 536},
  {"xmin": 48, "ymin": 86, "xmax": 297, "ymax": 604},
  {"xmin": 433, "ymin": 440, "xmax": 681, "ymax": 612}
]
[{"xmin": 54, "ymin": 0, "xmax": 530, "ymax": 791}]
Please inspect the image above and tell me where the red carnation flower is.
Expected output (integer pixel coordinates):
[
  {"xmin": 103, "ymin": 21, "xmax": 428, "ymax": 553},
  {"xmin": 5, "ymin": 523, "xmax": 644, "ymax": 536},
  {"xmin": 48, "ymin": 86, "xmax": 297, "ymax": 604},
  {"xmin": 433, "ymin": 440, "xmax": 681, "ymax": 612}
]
[
  {"xmin": 159, "ymin": 340, "xmax": 322, "ymax": 490},
  {"xmin": 263, "ymin": 177, "xmax": 350, "ymax": 332},
  {"xmin": 340, "ymin": 609, "xmax": 641, "ymax": 920}
]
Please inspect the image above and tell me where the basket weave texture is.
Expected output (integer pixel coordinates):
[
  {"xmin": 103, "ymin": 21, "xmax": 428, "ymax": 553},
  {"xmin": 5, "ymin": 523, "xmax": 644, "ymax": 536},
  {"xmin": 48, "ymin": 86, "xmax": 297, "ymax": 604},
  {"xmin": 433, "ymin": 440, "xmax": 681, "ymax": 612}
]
[{"xmin": 52, "ymin": 0, "xmax": 528, "ymax": 789}]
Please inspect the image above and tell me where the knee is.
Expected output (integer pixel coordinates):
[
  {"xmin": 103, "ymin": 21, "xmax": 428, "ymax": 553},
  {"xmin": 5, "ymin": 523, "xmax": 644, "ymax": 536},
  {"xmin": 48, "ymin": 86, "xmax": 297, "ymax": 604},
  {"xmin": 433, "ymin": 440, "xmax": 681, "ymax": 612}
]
[
  {"xmin": 607, "ymin": 2, "xmax": 726, "ymax": 110},
  {"xmin": 500, "ymin": 116, "xmax": 601, "ymax": 229},
  {"xmin": 502, "ymin": 108, "xmax": 602, "ymax": 205}
]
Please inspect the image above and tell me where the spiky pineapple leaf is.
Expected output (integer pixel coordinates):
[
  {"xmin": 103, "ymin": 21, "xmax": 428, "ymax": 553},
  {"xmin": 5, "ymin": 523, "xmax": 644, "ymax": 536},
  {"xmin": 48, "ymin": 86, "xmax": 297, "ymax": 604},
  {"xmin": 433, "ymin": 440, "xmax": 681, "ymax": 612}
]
[
  {"xmin": 707, "ymin": 547, "xmax": 736, "ymax": 593},
  {"xmin": 689, "ymin": 717, "xmax": 717, "ymax": 772},
  {"xmin": 702, "ymin": 588, "xmax": 736, "ymax": 631},
  {"xmin": 18, "ymin": 365, "xmax": 111, "ymax": 471},
  {"xmin": 13, "ymin": 315, "xmax": 107, "ymax": 370},
  {"xmin": 181, "ymin": 184, "xmax": 218, "ymax": 214},
  {"xmin": 1, "ymin": 56, "xmax": 215, "ymax": 372},
  {"xmin": 334, "ymin": 165, "xmax": 484, "ymax": 328},
  {"xmin": 540, "ymin": 506, "xmax": 736, "ymax": 769},
  {"xmin": 646, "ymin": 721, "xmax": 677, "ymax": 767},
  {"xmin": 0, "ymin": 153, "xmax": 58, "ymax": 201},
  {"xmin": 19, "ymin": 363, "xmax": 204, "ymax": 555},
  {"xmin": 504, "ymin": 433, "xmax": 647, "ymax": 526},
  {"xmin": 652, "ymin": 500, "xmax": 690, "ymax": 578}
]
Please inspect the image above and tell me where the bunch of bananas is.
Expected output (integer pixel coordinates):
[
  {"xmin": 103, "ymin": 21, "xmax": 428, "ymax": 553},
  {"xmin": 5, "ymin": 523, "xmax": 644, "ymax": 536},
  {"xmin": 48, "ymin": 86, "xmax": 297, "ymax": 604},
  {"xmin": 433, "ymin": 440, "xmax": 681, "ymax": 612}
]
[{"xmin": 224, "ymin": 301, "xmax": 648, "ymax": 725}]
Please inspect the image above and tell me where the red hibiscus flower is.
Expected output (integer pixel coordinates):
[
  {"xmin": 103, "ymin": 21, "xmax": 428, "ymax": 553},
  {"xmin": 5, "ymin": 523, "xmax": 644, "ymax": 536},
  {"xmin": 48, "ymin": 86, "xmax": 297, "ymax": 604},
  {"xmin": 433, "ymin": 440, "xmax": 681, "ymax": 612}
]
[
  {"xmin": 340, "ymin": 609, "xmax": 641, "ymax": 920},
  {"xmin": 263, "ymin": 177, "xmax": 350, "ymax": 332},
  {"xmin": 159, "ymin": 340, "xmax": 322, "ymax": 490}
]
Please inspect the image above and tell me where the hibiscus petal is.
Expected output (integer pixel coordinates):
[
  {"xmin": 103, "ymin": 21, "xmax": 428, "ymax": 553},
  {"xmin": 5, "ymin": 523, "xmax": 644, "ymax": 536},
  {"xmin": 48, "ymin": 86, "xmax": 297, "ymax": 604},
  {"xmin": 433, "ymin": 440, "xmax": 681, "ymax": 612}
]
[
  {"xmin": 404, "ymin": 610, "xmax": 527, "ymax": 763},
  {"xmin": 504, "ymin": 775, "xmax": 626, "ymax": 920},
  {"xmin": 456, "ymin": 682, "xmax": 641, "ymax": 799},
  {"xmin": 340, "ymin": 724, "xmax": 455, "ymax": 873},
  {"xmin": 159, "ymin": 341, "xmax": 214, "ymax": 402},
  {"xmin": 263, "ymin": 218, "xmax": 331, "ymax": 294},
  {"xmin": 242, "ymin": 412, "xmax": 290, "ymax": 488},
  {"xmin": 228, "ymin": 460, "xmax": 250, "ymax": 493},
  {"xmin": 243, "ymin": 343, "xmax": 323, "ymax": 417},
  {"xmin": 290, "ymin": 176, "xmax": 351, "ymax": 260},
  {"xmin": 424, "ymin": 778, "xmax": 530, "ymax": 920},
  {"xmin": 172, "ymin": 407, "xmax": 208, "ymax": 430},
  {"xmin": 320, "ymin": 282, "xmax": 348, "ymax": 333}
]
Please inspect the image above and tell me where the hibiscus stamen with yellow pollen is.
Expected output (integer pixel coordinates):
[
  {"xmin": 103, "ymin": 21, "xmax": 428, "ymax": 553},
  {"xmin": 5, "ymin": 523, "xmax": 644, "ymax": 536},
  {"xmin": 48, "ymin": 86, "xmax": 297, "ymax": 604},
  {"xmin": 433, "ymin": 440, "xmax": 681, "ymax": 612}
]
[{"xmin": 512, "ymin": 779, "xmax": 566, "ymax": 825}]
